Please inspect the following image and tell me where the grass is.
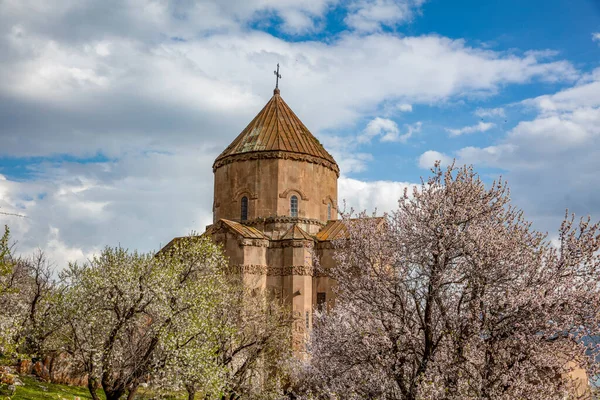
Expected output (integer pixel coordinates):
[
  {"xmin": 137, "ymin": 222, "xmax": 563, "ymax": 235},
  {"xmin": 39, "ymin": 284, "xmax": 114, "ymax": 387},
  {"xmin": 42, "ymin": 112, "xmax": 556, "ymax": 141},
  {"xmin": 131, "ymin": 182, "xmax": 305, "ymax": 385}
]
[
  {"xmin": 0, "ymin": 376, "xmax": 185, "ymax": 400},
  {"xmin": 0, "ymin": 375, "xmax": 103, "ymax": 399}
]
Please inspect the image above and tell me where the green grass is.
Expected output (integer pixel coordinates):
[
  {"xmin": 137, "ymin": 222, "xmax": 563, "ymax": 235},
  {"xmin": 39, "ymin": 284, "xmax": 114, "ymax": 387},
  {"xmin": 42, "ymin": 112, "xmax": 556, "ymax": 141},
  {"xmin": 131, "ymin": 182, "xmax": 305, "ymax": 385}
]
[
  {"xmin": 0, "ymin": 375, "xmax": 103, "ymax": 399},
  {"xmin": 0, "ymin": 376, "xmax": 186, "ymax": 400}
]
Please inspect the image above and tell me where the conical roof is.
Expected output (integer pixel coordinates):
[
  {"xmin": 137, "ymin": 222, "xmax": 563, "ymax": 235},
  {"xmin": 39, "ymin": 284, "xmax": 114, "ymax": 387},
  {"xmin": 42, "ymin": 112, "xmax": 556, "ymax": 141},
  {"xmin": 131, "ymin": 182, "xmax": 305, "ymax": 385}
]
[{"xmin": 213, "ymin": 89, "xmax": 339, "ymax": 175}]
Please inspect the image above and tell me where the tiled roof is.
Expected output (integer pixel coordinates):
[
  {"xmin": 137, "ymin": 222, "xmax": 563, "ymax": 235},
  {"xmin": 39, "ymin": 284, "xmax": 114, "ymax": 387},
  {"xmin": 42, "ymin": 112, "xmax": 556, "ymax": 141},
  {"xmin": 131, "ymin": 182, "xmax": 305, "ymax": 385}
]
[
  {"xmin": 214, "ymin": 90, "xmax": 337, "ymax": 167},
  {"xmin": 316, "ymin": 218, "xmax": 385, "ymax": 241},
  {"xmin": 316, "ymin": 220, "xmax": 347, "ymax": 241},
  {"xmin": 280, "ymin": 224, "xmax": 314, "ymax": 241},
  {"xmin": 218, "ymin": 219, "xmax": 268, "ymax": 239}
]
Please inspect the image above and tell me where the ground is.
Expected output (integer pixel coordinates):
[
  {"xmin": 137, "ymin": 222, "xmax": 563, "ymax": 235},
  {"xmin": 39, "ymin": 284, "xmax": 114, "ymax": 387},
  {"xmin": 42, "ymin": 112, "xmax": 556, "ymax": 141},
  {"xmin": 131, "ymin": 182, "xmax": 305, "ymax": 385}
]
[{"xmin": 0, "ymin": 375, "xmax": 184, "ymax": 400}]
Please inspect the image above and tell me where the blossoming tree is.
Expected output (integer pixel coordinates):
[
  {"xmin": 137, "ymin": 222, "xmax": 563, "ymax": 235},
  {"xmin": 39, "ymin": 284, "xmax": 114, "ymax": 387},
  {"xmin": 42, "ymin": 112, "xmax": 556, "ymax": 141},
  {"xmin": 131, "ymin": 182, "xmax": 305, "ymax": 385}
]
[
  {"xmin": 58, "ymin": 235, "xmax": 227, "ymax": 400},
  {"xmin": 302, "ymin": 164, "xmax": 600, "ymax": 400}
]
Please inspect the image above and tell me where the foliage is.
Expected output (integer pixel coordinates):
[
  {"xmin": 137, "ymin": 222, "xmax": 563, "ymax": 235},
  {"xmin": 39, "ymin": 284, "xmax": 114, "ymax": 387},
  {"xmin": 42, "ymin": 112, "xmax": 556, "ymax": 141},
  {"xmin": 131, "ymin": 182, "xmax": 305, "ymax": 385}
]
[
  {"xmin": 156, "ymin": 241, "xmax": 293, "ymax": 400},
  {"xmin": 0, "ymin": 225, "xmax": 18, "ymax": 356},
  {"xmin": 209, "ymin": 279, "xmax": 292, "ymax": 399},
  {"xmin": 57, "ymin": 235, "xmax": 227, "ymax": 400},
  {"xmin": 0, "ymin": 226, "xmax": 60, "ymax": 360},
  {"xmin": 300, "ymin": 163, "xmax": 600, "ymax": 400}
]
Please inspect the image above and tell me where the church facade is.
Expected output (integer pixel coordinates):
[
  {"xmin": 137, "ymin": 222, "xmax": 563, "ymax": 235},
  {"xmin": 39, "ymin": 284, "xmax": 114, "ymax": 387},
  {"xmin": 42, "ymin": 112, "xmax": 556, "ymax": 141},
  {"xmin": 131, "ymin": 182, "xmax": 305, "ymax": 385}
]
[{"xmin": 166, "ymin": 87, "xmax": 346, "ymax": 349}]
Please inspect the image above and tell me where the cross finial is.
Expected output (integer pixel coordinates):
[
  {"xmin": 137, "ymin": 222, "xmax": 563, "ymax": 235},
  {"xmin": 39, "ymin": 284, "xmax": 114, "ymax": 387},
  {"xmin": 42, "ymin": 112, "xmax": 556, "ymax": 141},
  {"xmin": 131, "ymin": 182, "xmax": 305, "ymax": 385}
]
[{"xmin": 273, "ymin": 63, "xmax": 282, "ymax": 94}]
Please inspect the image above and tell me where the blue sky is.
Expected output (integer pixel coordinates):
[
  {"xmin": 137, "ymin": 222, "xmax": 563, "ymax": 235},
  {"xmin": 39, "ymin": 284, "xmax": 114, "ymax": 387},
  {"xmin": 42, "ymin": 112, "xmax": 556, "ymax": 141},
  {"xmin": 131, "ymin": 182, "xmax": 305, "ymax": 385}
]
[{"xmin": 0, "ymin": 0, "xmax": 599, "ymax": 265}]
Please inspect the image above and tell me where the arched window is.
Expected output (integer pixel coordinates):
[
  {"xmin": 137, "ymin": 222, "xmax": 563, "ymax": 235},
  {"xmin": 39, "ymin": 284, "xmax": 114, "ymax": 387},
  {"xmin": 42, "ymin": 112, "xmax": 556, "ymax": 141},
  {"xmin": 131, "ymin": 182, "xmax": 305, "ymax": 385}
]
[
  {"xmin": 327, "ymin": 203, "xmax": 332, "ymax": 220},
  {"xmin": 290, "ymin": 195, "xmax": 298, "ymax": 217},
  {"xmin": 240, "ymin": 196, "xmax": 248, "ymax": 221}
]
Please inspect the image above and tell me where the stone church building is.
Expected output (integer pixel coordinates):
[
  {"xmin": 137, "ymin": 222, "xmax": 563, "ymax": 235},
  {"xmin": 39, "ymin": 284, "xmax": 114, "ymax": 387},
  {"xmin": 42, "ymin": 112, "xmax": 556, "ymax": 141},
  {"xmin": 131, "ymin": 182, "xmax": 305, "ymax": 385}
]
[
  {"xmin": 161, "ymin": 84, "xmax": 591, "ymax": 396},
  {"xmin": 164, "ymin": 86, "xmax": 346, "ymax": 349}
]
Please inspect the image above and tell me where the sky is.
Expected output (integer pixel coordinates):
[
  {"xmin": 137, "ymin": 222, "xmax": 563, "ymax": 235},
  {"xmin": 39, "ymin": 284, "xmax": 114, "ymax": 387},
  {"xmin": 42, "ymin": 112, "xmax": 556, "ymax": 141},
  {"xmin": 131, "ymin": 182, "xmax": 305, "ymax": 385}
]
[{"xmin": 0, "ymin": 0, "xmax": 599, "ymax": 267}]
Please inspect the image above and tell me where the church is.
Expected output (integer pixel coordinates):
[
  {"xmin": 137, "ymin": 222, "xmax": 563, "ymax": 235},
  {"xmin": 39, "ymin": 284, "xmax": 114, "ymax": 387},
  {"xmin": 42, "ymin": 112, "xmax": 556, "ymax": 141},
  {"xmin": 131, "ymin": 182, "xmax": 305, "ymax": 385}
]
[
  {"xmin": 160, "ymin": 78, "xmax": 592, "ymax": 397},
  {"xmin": 164, "ymin": 82, "xmax": 346, "ymax": 350}
]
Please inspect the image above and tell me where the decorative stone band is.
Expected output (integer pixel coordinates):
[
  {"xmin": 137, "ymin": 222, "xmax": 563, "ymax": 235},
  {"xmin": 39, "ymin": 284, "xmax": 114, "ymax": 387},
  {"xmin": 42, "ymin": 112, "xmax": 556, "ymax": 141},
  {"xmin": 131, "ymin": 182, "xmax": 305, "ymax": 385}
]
[
  {"xmin": 230, "ymin": 264, "xmax": 319, "ymax": 276},
  {"xmin": 237, "ymin": 238, "xmax": 314, "ymax": 248},
  {"xmin": 269, "ymin": 265, "xmax": 315, "ymax": 276},
  {"xmin": 271, "ymin": 240, "xmax": 314, "ymax": 248},
  {"xmin": 237, "ymin": 238, "xmax": 270, "ymax": 247},
  {"xmin": 213, "ymin": 150, "xmax": 340, "ymax": 177},
  {"xmin": 243, "ymin": 215, "xmax": 326, "ymax": 227}
]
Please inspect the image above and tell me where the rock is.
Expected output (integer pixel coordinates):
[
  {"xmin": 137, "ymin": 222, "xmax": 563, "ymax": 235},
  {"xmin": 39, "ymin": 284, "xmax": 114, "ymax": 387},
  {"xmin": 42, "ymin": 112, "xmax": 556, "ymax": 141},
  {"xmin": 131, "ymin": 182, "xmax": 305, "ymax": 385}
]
[
  {"xmin": 0, "ymin": 366, "xmax": 12, "ymax": 375},
  {"xmin": 7, "ymin": 385, "xmax": 15, "ymax": 395},
  {"xmin": 47, "ymin": 352, "xmax": 88, "ymax": 386},
  {"xmin": 13, "ymin": 377, "xmax": 24, "ymax": 386},
  {"xmin": 32, "ymin": 360, "xmax": 50, "ymax": 381},
  {"xmin": 19, "ymin": 359, "xmax": 33, "ymax": 375}
]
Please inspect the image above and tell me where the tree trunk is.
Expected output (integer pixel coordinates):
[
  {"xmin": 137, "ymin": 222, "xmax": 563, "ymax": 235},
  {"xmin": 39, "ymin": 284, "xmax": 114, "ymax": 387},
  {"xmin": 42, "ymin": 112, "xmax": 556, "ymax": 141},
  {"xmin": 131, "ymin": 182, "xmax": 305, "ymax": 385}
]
[
  {"xmin": 87, "ymin": 376, "xmax": 101, "ymax": 400},
  {"xmin": 105, "ymin": 389, "xmax": 126, "ymax": 400},
  {"xmin": 187, "ymin": 387, "xmax": 196, "ymax": 400},
  {"xmin": 127, "ymin": 384, "xmax": 139, "ymax": 400}
]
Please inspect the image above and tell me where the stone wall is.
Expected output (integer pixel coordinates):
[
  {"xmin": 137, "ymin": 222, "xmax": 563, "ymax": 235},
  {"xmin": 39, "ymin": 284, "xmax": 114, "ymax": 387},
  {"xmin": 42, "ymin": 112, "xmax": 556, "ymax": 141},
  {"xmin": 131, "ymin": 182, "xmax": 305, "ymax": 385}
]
[
  {"xmin": 20, "ymin": 353, "xmax": 88, "ymax": 386},
  {"xmin": 213, "ymin": 157, "xmax": 337, "ymax": 231}
]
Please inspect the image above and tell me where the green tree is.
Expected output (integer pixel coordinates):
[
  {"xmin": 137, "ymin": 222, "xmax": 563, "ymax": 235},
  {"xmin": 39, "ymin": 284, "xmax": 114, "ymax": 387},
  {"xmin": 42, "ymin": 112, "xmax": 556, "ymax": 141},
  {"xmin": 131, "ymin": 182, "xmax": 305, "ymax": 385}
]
[{"xmin": 57, "ymin": 235, "xmax": 227, "ymax": 400}]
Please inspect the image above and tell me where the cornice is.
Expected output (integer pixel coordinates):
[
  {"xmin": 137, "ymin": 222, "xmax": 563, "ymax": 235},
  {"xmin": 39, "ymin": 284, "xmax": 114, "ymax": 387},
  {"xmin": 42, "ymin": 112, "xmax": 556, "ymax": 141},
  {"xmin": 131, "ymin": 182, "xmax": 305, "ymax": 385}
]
[
  {"xmin": 231, "ymin": 264, "xmax": 317, "ymax": 276},
  {"xmin": 244, "ymin": 215, "xmax": 326, "ymax": 227},
  {"xmin": 213, "ymin": 150, "xmax": 340, "ymax": 177},
  {"xmin": 270, "ymin": 240, "xmax": 314, "ymax": 248},
  {"xmin": 238, "ymin": 238, "xmax": 270, "ymax": 247}
]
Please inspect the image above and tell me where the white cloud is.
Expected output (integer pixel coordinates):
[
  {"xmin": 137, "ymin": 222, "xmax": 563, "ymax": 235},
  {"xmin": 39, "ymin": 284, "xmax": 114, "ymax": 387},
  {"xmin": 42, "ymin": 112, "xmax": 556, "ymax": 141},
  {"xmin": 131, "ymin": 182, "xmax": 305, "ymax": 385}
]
[
  {"xmin": 474, "ymin": 107, "xmax": 505, "ymax": 118},
  {"xmin": 360, "ymin": 117, "xmax": 398, "ymax": 143},
  {"xmin": 0, "ymin": 9, "xmax": 580, "ymax": 158},
  {"xmin": 446, "ymin": 121, "xmax": 495, "ymax": 137},
  {"xmin": 0, "ymin": 0, "xmax": 337, "ymax": 38},
  {"xmin": 359, "ymin": 118, "xmax": 420, "ymax": 143},
  {"xmin": 338, "ymin": 152, "xmax": 374, "ymax": 174},
  {"xmin": 433, "ymin": 70, "xmax": 600, "ymax": 234},
  {"xmin": 0, "ymin": 151, "xmax": 215, "ymax": 268},
  {"xmin": 382, "ymin": 121, "xmax": 421, "ymax": 143},
  {"xmin": 418, "ymin": 150, "xmax": 452, "ymax": 169},
  {"xmin": 397, "ymin": 103, "xmax": 413, "ymax": 112},
  {"xmin": 339, "ymin": 177, "xmax": 417, "ymax": 214},
  {"xmin": 345, "ymin": 0, "xmax": 425, "ymax": 32},
  {"xmin": 456, "ymin": 144, "xmax": 514, "ymax": 167},
  {"xmin": 522, "ymin": 68, "xmax": 600, "ymax": 115},
  {"xmin": 593, "ymin": 32, "xmax": 600, "ymax": 43},
  {"xmin": 0, "ymin": 0, "xmax": 591, "ymax": 268}
]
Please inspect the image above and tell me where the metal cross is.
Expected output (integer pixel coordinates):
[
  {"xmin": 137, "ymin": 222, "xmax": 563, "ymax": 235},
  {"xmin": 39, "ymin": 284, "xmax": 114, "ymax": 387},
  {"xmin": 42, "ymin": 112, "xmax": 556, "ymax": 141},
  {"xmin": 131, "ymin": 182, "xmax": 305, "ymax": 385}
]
[{"xmin": 274, "ymin": 63, "xmax": 282, "ymax": 89}]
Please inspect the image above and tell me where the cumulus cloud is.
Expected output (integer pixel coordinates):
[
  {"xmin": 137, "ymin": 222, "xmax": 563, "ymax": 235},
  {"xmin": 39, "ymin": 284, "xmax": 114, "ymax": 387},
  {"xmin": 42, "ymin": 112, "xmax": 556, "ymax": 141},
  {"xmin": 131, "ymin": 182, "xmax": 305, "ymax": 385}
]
[
  {"xmin": 593, "ymin": 32, "xmax": 600, "ymax": 43},
  {"xmin": 382, "ymin": 121, "xmax": 421, "ymax": 143},
  {"xmin": 0, "ymin": 0, "xmax": 590, "ymax": 266},
  {"xmin": 0, "ymin": 0, "xmax": 337, "ymax": 39},
  {"xmin": 0, "ymin": 151, "xmax": 215, "ymax": 267},
  {"xmin": 397, "ymin": 103, "xmax": 413, "ymax": 112},
  {"xmin": 359, "ymin": 118, "xmax": 421, "ymax": 143},
  {"xmin": 345, "ymin": 0, "xmax": 425, "ymax": 32},
  {"xmin": 339, "ymin": 177, "xmax": 417, "ymax": 214},
  {"xmin": 0, "ymin": 2, "xmax": 580, "ymax": 159},
  {"xmin": 432, "ymin": 69, "xmax": 600, "ymax": 234},
  {"xmin": 474, "ymin": 107, "xmax": 505, "ymax": 118},
  {"xmin": 418, "ymin": 150, "xmax": 452, "ymax": 169},
  {"xmin": 360, "ymin": 118, "xmax": 398, "ymax": 143},
  {"xmin": 446, "ymin": 121, "xmax": 495, "ymax": 137}
]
